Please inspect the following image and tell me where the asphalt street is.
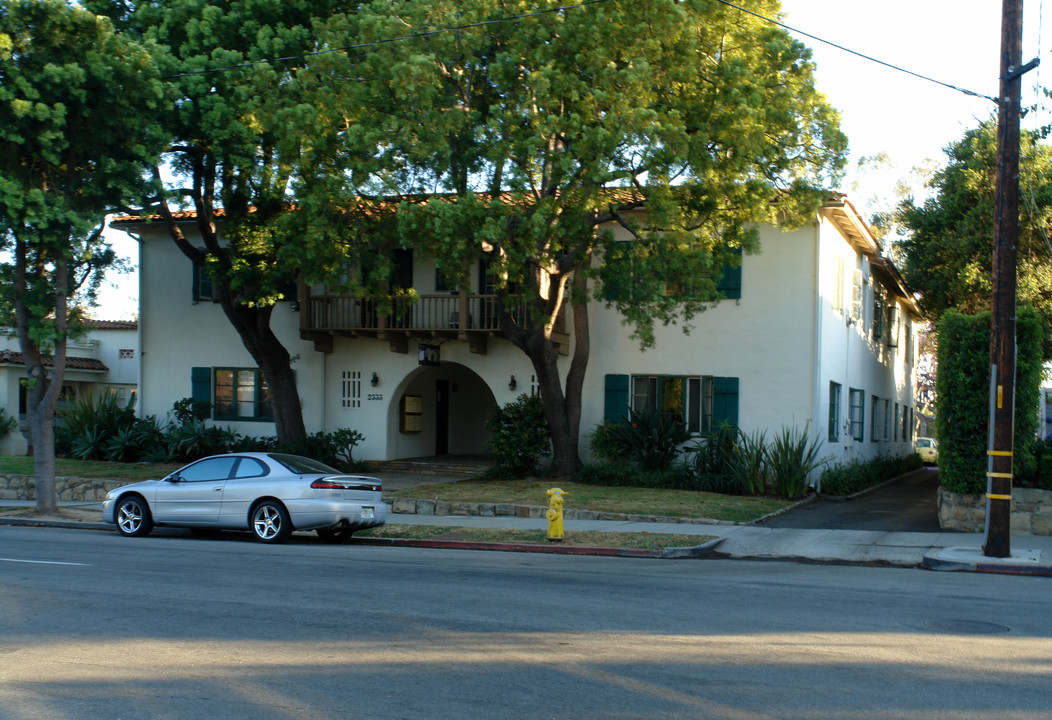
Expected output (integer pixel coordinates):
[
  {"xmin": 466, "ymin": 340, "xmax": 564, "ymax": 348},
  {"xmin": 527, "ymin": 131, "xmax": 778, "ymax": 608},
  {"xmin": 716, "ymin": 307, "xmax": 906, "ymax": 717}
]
[{"xmin": 2, "ymin": 524, "xmax": 1052, "ymax": 720}]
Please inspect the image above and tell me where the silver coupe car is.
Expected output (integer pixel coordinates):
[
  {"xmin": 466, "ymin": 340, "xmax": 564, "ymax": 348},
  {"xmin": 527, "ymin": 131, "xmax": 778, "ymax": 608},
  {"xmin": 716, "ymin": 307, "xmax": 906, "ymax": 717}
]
[{"xmin": 102, "ymin": 452, "xmax": 388, "ymax": 544}]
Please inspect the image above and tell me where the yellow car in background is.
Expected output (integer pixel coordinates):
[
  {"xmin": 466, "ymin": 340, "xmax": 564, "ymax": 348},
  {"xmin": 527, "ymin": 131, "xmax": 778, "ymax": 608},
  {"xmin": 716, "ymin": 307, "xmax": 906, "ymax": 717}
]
[{"xmin": 915, "ymin": 437, "xmax": 938, "ymax": 465}]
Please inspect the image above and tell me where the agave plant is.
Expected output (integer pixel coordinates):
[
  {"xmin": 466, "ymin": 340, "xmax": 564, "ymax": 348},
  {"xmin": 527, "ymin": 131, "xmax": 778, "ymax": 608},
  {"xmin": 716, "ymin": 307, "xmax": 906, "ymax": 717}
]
[
  {"xmin": 729, "ymin": 429, "xmax": 769, "ymax": 495},
  {"xmin": 768, "ymin": 426, "xmax": 828, "ymax": 499}
]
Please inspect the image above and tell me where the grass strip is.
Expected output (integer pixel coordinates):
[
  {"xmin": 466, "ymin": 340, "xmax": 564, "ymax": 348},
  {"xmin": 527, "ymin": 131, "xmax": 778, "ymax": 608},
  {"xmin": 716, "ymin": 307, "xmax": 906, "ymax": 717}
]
[
  {"xmin": 388, "ymin": 479, "xmax": 790, "ymax": 523},
  {"xmin": 357, "ymin": 524, "xmax": 714, "ymax": 550}
]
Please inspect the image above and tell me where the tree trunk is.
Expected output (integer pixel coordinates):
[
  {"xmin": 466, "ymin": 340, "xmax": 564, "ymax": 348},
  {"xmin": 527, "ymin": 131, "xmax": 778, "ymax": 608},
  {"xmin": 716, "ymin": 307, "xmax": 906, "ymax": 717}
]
[
  {"xmin": 563, "ymin": 268, "xmax": 590, "ymax": 461},
  {"xmin": 156, "ymin": 195, "xmax": 307, "ymax": 444},
  {"xmin": 14, "ymin": 250, "xmax": 69, "ymax": 515},
  {"xmin": 500, "ymin": 274, "xmax": 583, "ymax": 478},
  {"xmin": 218, "ymin": 288, "xmax": 306, "ymax": 443}
]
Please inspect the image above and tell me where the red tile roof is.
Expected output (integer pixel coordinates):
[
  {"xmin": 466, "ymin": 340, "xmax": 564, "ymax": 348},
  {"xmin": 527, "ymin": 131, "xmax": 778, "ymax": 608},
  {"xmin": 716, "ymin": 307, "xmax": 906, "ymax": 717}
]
[
  {"xmin": 88, "ymin": 320, "xmax": 138, "ymax": 331},
  {"xmin": 0, "ymin": 350, "xmax": 108, "ymax": 373}
]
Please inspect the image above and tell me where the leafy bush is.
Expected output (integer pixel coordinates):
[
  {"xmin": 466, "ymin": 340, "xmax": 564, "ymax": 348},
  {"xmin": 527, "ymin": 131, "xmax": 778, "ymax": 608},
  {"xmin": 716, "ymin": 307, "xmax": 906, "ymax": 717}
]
[
  {"xmin": 0, "ymin": 408, "xmax": 18, "ymax": 440},
  {"xmin": 485, "ymin": 394, "xmax": 551, "ymax": 476},
  {"xmin": 768, "ymin": 426, "xmax": 827, "ymax": 500},
  {"xmin": 727, "ymin": 429, "xmax": 770, "ymax": 495},
  {"xmin": 687, "ymin": 423, "xmax": 746, "ymax": 494},
  {"xmin": 53, "ymin": 395, "xmax": 367, "ymax": 469},
  {"xmin": 1031, "ymin": 437, "xmax": 1052, "ymax": 491},
  {"xmin": 57, "ymin": 392, "xmax": 138, "ymax": 460},
  {"xmin": 819, "ymin": 453, "xmax": 923, "ymax": 496},
  {"xmin": 936, "ymin": 308, "xmax": 1044, "ymax": 494},
  {"xmin": 604, "ymin": 409, "xmax": 691, "ymax": 471}
]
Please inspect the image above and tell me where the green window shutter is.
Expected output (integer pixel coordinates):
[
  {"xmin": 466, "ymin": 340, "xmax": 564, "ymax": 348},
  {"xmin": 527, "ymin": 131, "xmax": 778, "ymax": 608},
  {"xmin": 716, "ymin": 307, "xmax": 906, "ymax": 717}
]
[
  {"xmin": 712, "ymin": 376, "xmax": 739, "ymax": 427},
  {"xmin": 604, "ymin": 374, "xmax": 630, "ymax": 423},
  {"xmin": 191, "ymin": 367, "xmax": 212, "ymax": 418},
  {"xmin": 192, "ymin": 261, "xmax": 213, "ymax": 302},
  {"xmin": 716, "ymin": 248, "xmax": 742, "ymax": 300}
]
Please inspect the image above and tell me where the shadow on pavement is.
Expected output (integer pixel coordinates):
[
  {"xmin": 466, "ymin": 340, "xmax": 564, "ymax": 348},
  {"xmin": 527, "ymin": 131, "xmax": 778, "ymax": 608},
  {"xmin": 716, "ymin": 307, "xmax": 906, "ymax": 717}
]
[{"xmin": 760, "ymin": 468, "xmax": 943, "ymax": 533}]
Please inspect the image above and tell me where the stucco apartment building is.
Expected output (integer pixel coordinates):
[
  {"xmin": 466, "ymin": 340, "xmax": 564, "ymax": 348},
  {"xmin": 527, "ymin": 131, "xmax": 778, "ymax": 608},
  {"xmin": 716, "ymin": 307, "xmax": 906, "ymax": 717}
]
[
  {"xmin": 113, "ymin": 194, "xmax": 921, "ymax": 467},
  {"xmin": 0, "ymin": 320, "xmax": 139, "ymax": 456}
]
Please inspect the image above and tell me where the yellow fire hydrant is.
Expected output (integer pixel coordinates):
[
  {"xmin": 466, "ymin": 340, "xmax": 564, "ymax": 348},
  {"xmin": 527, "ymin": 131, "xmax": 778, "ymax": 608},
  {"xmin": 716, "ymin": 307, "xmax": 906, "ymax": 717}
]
[{"xmin": 546, "ymin": 487, "xmax": 567, "ymax": 542}]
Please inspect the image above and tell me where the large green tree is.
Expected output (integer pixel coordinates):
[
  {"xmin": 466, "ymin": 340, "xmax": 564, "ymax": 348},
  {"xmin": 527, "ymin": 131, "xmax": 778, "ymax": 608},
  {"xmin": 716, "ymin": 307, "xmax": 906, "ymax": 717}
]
[
  {"xmin": 323, "ymin": 0, "xmax": 846, "ymax": 474},
  {"xmin": 89, "ymin": 0, "xmax": 376, "ymax": 443},
  {"xmin": 898, "ymin": 120, "xmax": 1052, "ymax": 357},
  {"xmin": 0, "ymin": 0, "xmax": 166, "ymax": 512}
]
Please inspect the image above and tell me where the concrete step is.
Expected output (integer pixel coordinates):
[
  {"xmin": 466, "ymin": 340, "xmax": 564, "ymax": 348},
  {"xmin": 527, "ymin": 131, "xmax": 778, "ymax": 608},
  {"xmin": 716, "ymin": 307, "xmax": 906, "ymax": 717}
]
[{"xmin": 372, "ymin": 457, "xmax": 492, "ymax": 477}]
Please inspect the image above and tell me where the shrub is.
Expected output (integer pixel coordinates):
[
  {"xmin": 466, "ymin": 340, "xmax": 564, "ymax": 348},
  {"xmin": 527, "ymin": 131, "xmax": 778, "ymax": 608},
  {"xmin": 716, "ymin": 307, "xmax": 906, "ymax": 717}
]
[
  {"xmin": 0, "ymin": 408, "xmax": 17, "ymax": 440},
  {"xmin": 768, "ymin": 426, "xmax": 827, "ymax": 500},
  {"xmin": 485, "ymin": 394, "xmax": 551, "ymax": 476},
  {"xmin": 819, "ymin": 454, "xmax": 922, "ymax": 496},
  {"xmin": 686, "ymin": 423, "xmax": 747, "ymax": 494},
  {"xmin": 728, "ymin": 429, "xmax": 770, "ymax": 495},
  {"xmin": 604, "ymin": 409, "xmax": 691, "ymax": 471},
  {"xmin": 57, "ymin": 392, "xmax": 138, "ymax": 460},
  {"xmin": 936, "ymin": 308, "xmax": 1044, "ymax": 493}
]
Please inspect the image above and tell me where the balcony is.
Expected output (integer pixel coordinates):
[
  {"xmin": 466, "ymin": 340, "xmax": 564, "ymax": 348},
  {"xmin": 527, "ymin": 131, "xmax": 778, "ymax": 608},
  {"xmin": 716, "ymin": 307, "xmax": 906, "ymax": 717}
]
[{"xmin": 300, "ymin": 292, "xmax": 569, "ymax": 355}]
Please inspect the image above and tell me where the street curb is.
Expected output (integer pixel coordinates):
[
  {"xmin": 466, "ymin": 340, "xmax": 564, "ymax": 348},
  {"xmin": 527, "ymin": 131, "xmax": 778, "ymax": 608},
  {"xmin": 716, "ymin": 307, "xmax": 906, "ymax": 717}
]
[
  {"xmin": 922, "ymin": 546, "xmax": 1052, "ymax": 577},
  {"xmin": 0, "ymin": 515, "xmax": 723, "ymax": 559},
  {"xmin": 352, "ymin": 535, "xmax": 725, "ymax": 559},
  {"xmin": 0, "ymin": 517, "xmax": 112, "ymax": 532}
]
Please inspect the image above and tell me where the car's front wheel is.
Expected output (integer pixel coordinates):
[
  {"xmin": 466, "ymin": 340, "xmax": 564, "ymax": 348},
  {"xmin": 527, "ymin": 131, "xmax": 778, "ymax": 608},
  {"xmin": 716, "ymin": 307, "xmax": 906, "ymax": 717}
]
[
  {"xmin": 251, "ymin": 500, "xmax": 292, "ymax": 543},
  {"xmin": 115, "ymin": 495, "xmax": 154, "ymax": 537}
]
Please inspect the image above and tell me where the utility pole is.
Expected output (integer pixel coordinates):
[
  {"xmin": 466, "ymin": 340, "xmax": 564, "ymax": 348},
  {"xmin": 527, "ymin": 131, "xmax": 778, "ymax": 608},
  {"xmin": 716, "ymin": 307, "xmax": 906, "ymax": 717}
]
[{"xmin": 985, "ymin": 0, "xmax": 1035, "ymax": 558}]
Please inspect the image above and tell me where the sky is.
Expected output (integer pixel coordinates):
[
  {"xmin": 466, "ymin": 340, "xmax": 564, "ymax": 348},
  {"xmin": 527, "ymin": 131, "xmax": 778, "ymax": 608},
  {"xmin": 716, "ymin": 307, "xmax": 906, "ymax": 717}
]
[{"xmin": 93, "ymin": 0, "xmax": 1050, "ymax": 320}]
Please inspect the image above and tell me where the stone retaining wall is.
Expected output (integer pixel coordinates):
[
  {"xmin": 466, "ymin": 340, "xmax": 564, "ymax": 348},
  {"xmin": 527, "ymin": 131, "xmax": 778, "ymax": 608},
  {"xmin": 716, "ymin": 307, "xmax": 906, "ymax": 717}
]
[
  {"xmin": 387, "ymin": 497, "xmax": 737, "ymax": 525},
  {"xmin": 0, "ymin": 474, "xmax": 124, "ymax": 502},
  {"xmin": 938, "ymin": 486, "xmax": 1052, "ymax": 535}
]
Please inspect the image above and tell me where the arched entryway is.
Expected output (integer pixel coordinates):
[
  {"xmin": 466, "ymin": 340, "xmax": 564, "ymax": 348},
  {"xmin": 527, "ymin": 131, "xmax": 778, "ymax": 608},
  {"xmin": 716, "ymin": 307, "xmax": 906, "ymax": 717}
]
[{"xmin": 384, "ymin": 362, "xmax": 497, "ymax": 460}]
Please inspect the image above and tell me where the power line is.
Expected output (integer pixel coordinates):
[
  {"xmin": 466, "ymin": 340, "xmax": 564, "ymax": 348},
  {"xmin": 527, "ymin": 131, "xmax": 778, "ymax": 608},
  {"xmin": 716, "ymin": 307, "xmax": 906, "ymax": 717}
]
[
  {"xmin": 715, "ymin": 0, "xmax": 999, "ymax": 104},
  {"xmin": 161, "ymin": 0, "xmax": 1002, "ymax": 107}
]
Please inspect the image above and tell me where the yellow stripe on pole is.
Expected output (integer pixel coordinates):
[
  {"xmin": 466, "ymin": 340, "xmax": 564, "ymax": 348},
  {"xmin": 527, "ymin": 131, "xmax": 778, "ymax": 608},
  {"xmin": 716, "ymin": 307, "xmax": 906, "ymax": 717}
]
[
  {"xmin": 987, "ymin": 450, "xmax": 1013, "ymax": 457},
  {"xmin": 985, "ymin": 472, "xmax": 1013, "ymax": 479},
  {"xmin": 986, "ymin": 493, "xmax": 1013, "ymax": 501}
]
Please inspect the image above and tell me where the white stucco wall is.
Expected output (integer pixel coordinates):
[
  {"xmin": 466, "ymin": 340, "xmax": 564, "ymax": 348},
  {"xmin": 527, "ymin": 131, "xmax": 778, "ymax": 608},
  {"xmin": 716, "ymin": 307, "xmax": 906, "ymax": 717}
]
[{"xmin": 123, "ymin": 204, "xmax": 919, "ymax": 468}]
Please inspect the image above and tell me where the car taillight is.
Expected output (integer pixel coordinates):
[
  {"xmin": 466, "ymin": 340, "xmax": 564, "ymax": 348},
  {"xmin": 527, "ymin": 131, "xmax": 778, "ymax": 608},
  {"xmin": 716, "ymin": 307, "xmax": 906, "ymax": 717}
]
[{"xmin": 311, "ymin": 479, "xmax": 344, "ymax": 489}]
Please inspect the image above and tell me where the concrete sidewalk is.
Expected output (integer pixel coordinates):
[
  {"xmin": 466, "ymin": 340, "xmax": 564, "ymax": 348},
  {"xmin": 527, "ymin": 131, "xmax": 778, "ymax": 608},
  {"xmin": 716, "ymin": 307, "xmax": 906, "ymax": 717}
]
[{"xmin": 2, "ymin": 498, "xmax": 1050, "ymax": 574}]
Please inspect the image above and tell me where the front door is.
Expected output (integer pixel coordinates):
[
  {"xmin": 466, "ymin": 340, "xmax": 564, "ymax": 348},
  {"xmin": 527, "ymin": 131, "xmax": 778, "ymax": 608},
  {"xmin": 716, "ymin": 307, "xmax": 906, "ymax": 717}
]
[{"xmin": 436, "ymin": 379, "xmax": 449, "ymax": 455}]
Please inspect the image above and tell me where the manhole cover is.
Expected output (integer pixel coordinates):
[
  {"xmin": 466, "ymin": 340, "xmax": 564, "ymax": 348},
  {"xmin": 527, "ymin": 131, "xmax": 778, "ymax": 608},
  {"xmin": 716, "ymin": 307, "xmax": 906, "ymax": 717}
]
[{"xmin": 926, "ymin": 619, "xmax": 1010, "ymax": 635}]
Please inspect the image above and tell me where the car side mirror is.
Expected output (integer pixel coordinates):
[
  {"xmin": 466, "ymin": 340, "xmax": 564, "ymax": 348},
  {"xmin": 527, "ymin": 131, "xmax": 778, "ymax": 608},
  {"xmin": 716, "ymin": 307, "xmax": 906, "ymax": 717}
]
[{"xmin": 165, "ymin": 474, "xmax": 182, "ymax": 483}]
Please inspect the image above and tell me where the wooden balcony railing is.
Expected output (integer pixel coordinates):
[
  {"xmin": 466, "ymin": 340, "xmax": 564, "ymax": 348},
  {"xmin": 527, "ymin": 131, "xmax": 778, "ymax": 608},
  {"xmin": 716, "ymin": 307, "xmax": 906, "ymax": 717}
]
[{"xmin": 301, "ymin": 293, "xmax": 568, "ymax": 355}]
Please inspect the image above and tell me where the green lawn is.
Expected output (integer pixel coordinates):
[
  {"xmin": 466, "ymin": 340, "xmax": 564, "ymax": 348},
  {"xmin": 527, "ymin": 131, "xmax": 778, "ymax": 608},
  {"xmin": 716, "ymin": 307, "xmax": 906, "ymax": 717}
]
[
  {"xmin": 387, "ymin": 479, "xmax": 791, "ymax": 523},
  {"xmin": 0, "ymin": 458, "xmax": 793, "ymax": 523}
]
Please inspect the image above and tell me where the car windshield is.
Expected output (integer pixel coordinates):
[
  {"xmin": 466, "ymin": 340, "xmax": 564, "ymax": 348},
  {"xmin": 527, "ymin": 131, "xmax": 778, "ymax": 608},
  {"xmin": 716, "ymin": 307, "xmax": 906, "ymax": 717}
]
[
  {"xmin": 269, "ymin": 453, "xmax": 341, "ymax": 475},
  {"xmin": 917, "ymin": 439, "xmax": 932, "ymax": 448}
]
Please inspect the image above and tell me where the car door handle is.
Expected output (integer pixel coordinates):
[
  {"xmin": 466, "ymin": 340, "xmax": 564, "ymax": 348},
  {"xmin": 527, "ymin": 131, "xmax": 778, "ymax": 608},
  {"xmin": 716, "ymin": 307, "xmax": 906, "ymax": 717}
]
[{"xmin": 213, "ymin": 487, "xmax": 223, "ymax": 492}]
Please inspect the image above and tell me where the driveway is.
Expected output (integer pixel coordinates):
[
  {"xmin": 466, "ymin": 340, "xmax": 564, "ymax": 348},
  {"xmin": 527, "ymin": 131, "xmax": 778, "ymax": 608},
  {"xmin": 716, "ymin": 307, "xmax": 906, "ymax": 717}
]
[{"xmin": 761, "ymin": 467, "xmax": 943, "ymax": 533}]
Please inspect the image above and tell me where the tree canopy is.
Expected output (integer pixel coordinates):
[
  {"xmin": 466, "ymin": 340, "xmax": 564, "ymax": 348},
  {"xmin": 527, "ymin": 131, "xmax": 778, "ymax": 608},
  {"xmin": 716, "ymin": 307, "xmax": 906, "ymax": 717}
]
[
  {"xmin": 0, "ymin": 0, "xmax": 166, "ymax": 511},
  {"xmin": 318, "ymin": 0, "xmax": 847, "ymax": 472},
  {"xmin": 897, "ymin": 120, "xmax": 1052, "ymax": 357}
]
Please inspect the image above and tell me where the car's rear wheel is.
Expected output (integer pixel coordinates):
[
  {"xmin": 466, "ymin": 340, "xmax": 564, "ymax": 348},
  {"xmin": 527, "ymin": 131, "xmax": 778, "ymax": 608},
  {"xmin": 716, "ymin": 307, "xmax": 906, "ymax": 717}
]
[
  {"xmin": 251, "ymin": 500, "xmax": 292, "ymax": 543},
  {"xmin": 115, "ymin": 495, "xmax": 154, "ymax": 537},
  {"xmin": 317, "ymin": 527, "xmax": 355, "ymax": 544}
]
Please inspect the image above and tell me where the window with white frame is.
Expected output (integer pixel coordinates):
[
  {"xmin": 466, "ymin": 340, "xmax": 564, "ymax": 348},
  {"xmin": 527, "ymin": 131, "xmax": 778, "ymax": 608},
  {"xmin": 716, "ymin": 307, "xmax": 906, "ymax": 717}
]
[
  {"xmin": 832, "ymin": 257, "xmax": 844, "ymax": 314},
  {"xmin": 631, "ymin": 375, "xmax": 713, "ymax": 434},
  {"xmin": 214, "ymin": 368, "xmax": 272, "ymax": 420},
  {"xmin": 849, "ymin": 388, "xmax": 865, "ymax": 441}
]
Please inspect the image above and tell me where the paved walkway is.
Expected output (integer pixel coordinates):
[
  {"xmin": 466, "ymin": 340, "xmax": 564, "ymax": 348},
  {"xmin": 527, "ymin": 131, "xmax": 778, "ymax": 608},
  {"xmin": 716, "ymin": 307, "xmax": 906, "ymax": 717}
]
[{"xmin": 2, "ymin": 469, "xmax": 1050, "ymax": 574}]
